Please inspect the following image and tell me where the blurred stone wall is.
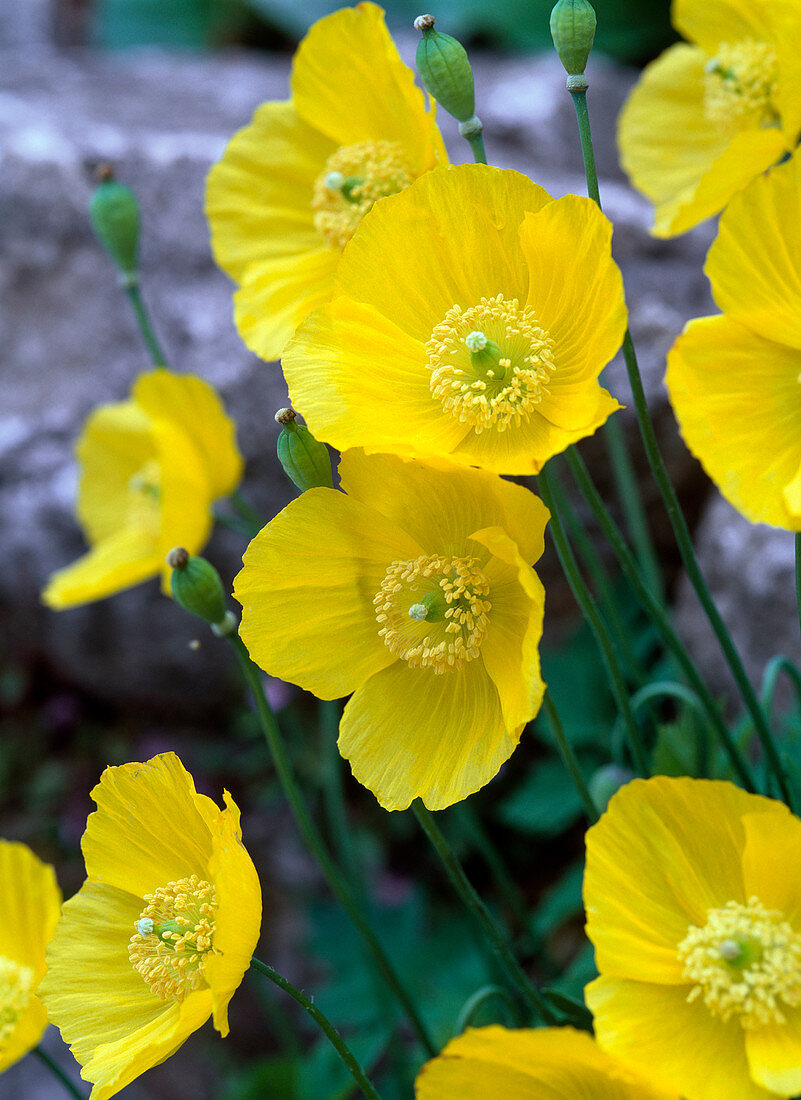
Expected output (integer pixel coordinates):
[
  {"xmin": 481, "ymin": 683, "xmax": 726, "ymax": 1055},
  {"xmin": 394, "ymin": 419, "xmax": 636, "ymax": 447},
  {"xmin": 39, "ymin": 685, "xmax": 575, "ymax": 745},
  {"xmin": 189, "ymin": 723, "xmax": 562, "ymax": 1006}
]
[{"xmin": 2, "ymin": 10, "xmax": 796, "ymax": 725}]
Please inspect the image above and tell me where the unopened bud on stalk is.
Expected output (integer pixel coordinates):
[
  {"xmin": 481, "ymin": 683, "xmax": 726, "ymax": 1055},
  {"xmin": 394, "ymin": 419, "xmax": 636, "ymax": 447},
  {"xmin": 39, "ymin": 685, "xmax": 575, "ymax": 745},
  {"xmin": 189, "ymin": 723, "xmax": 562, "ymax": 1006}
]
[
  {"xmin": 89, "ymin": 164, "xmax": 141, "ymax": 279},
  {"xmin": 414, "ymin": 15, "xmax": 476, "ymax": 124},
  {"xmin": 168, "ymin": 549, "xmax": 234, "ymax": 634},
  {"xmin": 275, "ymin": 408, "xmax": 334, "ymax": 493},
  {"xmin": 550, "ymin": 0, "xmax": 596, "ymax": 77}
]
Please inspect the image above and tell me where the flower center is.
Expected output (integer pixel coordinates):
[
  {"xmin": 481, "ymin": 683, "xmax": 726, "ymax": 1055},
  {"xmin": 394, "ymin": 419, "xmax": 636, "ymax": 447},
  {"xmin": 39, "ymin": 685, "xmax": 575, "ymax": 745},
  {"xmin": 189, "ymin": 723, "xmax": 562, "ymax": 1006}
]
[
  {"xmin": 426, "ymin": 295, "xmax": 556, "ymax": 434},
  {"xmin": 678, "ymin": 897, "xmax": 801, "ymax": 1028},
  {"xmin": 703, "ymin": 40, "xmax": 780, "ymax": 134},
  {"xmin": 312, "ymin": 141, "xmax": 413, "ymax": 250},
  {"xmin": 127, "ymin": 458, "xmax": 162, "ymax": 534},
  {"xmin": 0, "ymin": 956, "xmax": 35, "ymax": 1047},
  {"xmin": 374, "ymin": 554, "xmax": 491, "ymax": 673},
  {"xmin": 128, "ymin": 875, "xmax": 217, "ymax": 1001}
]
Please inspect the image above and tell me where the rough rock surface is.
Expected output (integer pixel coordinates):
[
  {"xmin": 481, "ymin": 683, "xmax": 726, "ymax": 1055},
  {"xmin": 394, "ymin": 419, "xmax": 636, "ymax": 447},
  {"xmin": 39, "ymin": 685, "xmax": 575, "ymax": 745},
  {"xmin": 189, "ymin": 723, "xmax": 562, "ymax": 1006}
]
[{"xmin": 2, "ymin": 40, "xmax": 724, "ymax": 717}]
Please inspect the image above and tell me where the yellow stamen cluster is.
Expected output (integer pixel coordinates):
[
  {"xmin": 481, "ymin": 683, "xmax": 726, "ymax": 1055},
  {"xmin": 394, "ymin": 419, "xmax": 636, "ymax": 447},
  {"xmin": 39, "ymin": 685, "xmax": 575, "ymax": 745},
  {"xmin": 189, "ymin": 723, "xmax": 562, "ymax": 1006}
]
[
  {"xmin": 0, "ymin": 956, "xmax": 35, "ymax": 1046},
  {"xmin": 375, "ymin": 554, "xmax": 491, "ymax": 673},
  {"xmin": 703, "ymin": 40, "xmax": 780, "ymax": 134},
  {"xmin": 427, "ymin": 295, "xmax": 556, "ymax": 433},
  {"xmin": 127, "ymin": 457, "xmax": 162, "ymax": 533},
  {"xmin": 128, "ymin": 875, "xmax": 217, "ymax": 1001},
  {"xmin": 678, "ymin": 897, "xmax": 801, "ymax": 1028},
  {"xmin": 312, "ymin": 141, "xmax": 413, "ymax": 250}
]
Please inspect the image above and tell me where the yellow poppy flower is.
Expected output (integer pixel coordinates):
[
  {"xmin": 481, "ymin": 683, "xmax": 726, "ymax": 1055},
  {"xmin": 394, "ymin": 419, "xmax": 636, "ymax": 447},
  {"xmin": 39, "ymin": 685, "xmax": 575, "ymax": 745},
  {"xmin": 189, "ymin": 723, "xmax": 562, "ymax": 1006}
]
[
  {"xmin": 205, "ymin": 2, "xmax": 446, "ymax": 363},
  {"xmin": 0, "ymin": 841, "xmax": 61, "ymax": 1074},
  {"xmin": 666, "ymin": 153, "xmax": 801, "ymax": 530},
  {"xmin": 584, "ymin": 776, "xmax": 801, "ymax": 1100},
  {"xmin": 39, "ymin": 753, "xmax": 261, "ymax": 1100},
  {"xmin": 282, "ymin": 164, "xmax": 626, "ymax": 476},
  {"xmin": 234, "ymin": 450, "xmax": 549, "ymax": 811},
  {"xmin": 415, "ymin": 1025, "xmax": 679, "ymax": 1098},
  {"xmin": 618, "ymin": 0, "xmax": 801, "ymax": 236},
  {"xmin": 42, "ymin": 371, "xmax": 243, "ymax": 608}
]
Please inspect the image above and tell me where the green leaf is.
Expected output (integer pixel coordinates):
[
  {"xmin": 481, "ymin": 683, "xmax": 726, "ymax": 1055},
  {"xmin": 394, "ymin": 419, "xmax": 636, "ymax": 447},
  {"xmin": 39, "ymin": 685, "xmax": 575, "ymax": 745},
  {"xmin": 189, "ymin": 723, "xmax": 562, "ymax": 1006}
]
[
  {"xmin": 532, "ymin": 861, "xmax": 584, "ymax": 936},
  {"xmin": 496, "ymin": 759, "xmax": 585, "ymax": 836}
]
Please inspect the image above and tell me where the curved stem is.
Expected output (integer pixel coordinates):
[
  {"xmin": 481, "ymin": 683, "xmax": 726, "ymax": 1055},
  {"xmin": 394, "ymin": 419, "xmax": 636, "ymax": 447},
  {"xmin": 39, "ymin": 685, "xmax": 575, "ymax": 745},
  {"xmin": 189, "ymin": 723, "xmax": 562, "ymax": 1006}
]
[
  {"xmin": 455, "ymin": 984, "xmax": 518, "ymax": 1033},
  {"xmin": 565, "ymin": 446, "xmax": 757, "ymax": 792},
  {"xmin": 249, "ymin": 957, "xmax": 383, "ymax": 1100},
  {"xmin": 465, "ymin": 131, "xmax": 487, "ymax": 164},
  {"xmin": 412, "ymin": 801, "xmax": 557, "ymax": 1026},
  {"xmin": 761, "ymin": 655, "xmax": 801, "ymax": 719},
  {"xmin": 124, "ymin": 280, "xmax": 168, "ymax": 368},
  {"xmin": 542, "ymin": 690, "xmax": 599, "ymax": 822},
  {"xmin": 227, "ymin": 634, "xmax": 436, "ymax": 1056},
  {"xmin": 538, "ymin": 464, "xmax": 650, "ymax": 776},
  {"xmin": 33, "ymin": 1046, "xmax": 85, "ymax": 1100}
]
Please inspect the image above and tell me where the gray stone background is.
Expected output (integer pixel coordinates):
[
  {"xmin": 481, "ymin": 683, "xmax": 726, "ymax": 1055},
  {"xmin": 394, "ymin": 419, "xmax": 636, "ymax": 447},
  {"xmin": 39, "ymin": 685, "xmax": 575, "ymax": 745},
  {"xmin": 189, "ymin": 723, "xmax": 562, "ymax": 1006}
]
[{"xmin": 2, "ymin": 1, "xmax": 799, "ymax": 1095}]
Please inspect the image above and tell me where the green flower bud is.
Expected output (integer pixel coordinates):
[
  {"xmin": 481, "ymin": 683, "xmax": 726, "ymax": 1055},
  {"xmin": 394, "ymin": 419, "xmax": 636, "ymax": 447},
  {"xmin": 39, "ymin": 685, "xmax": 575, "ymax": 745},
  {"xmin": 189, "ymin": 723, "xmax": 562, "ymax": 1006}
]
[
  {"xmin": 275, "ymin": 408, "xmax": 334, "ymax": 493},
  {"xmin": 89, "ymin": 167, "xmax": 141, "ymax": 278},
  {"xmin": 414, "ymin": 15, "xmax": 475, "ymax": 123},
  {"xmin": 550, "ymin": 0, "xmax": 597, "ymax": 77},
  {"xmin": 168, "ymin": 549, "xmax": 230, "ymax": 630},
  {"xmin": 588, "ymin": 763, "xmax": 633, "ymax": 813}
]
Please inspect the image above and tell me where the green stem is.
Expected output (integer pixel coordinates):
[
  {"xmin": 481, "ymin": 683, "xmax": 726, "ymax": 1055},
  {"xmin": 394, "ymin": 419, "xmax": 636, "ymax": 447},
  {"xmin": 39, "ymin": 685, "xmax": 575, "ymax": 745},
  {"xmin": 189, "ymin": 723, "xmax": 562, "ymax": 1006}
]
[
  {"xmin": 565, "ymin": 446, "xmax": 757, "ymax": 792},
  {"xmin": 124, "ymin": 279, "xmax": 168, "ymax": 368},
  {"xmin": 761, "ymin": 656, "xmax": 801, "ymax": 719},
  {"xmin": 451, "ymin": 804, "xmax": 532, "ymax": 936},
  {"xmin": 228, "ymin": 634, "xmax": 436, "ymax": 1056},
  {"xmin": 249, "ymin": 957, "xmax": 383, "ymax": 1100},
  {"xmin": 412, "ymin": 801, "xmax": 557, "ymax": 1026},
  {"xmin": 542, "ymin": 690, "xmax": 599, "ymax": 822},
  {"xmin": 465, "ymin": 131, "xmax": 487, "ymax": 164},
  {"xmin": 618, "ymin": 330, "xmax": 792, "ymax": 806},
  {"xmin": 319, "ymin": 699, "xmax": 362, "ymax": 893},
  {"xmin": 33, "ymin": 1046, "xmax": 85, "ymax": 1100},
  {"xmin": 537, "ymin": 464, "xmax": 650, "ymax": 776},
  {"xmin": 549, "ymin": 465, "xmax": 645, "ymax": 686},
  {"xmin": 569, "ymin": 86, "xmax": 663, "ymax": 603},
  {"xmin": 213, "ymin": 508, "xmax": 262, "ymax": 539},
  {"xmin": 229, "ymin": 489, "xmax": 266, "ymax": 531}
]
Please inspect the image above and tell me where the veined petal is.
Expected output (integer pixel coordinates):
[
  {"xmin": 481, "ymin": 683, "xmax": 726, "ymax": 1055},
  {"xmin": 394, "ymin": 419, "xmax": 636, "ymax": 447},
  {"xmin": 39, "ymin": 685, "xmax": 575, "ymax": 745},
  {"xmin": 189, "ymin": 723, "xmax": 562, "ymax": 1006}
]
[
  {"xmin": 520, "ymin": 197, "xmax": 627, "ymax": 394},
  {"xmin": 746, "ymin": 1009, "xmax": 801, "ymax": 1096},
  {"xmin": 204, "ymin": 793, "xmax": 262, "ymax": 1036},
  {"xmin": 235, "ymin": 246, "xmax": 339, "ymax": 364},
  {"xmin": 587, "ymin": 976, "xmax": 770, "ymax": 1100},
  {"xmin": 449, "ymin": 400, "xmax": 619, "ymax": 475},
  {"xmin": 41, "ymin": 529, "xmax": 161, "ymax": 610},
  {"xmin": 235, "ymin": 487, "xmax": 423, "ymax": 699},
  {"xmin": 707, "ymin": 153, "xmax": 801, "ymax": 348},
  {"xmin": 673, "ymin": 0, "xmax": 771, "ymax": 52},
  {"xmin": 283, "ymin": 298, "xmax": 468, "ymax": 458},
  {"xmin": 135, "ymin": 373, "xmax": 242, "ymax": 504},
  {"xmin": 335, "ymin": 164, "xmax": 550, "ymax": 343},
  {"xmin": 206, "ymin": 100, "xmax": 335, "ymax": 284},
  {"xmin": 82, "ymin": 754, "xmax": 217, "ymax": 896},
  {"xmin": 469, "ymin": 527, "xmax": 545, "ymax": 733},
  {"xmin": 584, "ymin": 777, "xmax": 780, "ymax": 982},
  {"xmin": 338, "ymin": 451, "xmax": 550, "ymax": 566},
  {"xmin": 40, "ymin": 881, "xmax": 178, "ymax": 1068},
  {"xmin": 339, "ymin": 658, "xmax": 515, "ymax": 811},
  {"xmin": 666, "ymin": 315, "xmax": 801, "ymax": 530},
  {"xmin": 291, "ymin": 2, "xmax": 444, "ymax": 172},
  {"xmin": 741, "ymin": 808, "xmax": 801, "ymax": 926},
  {"xmin": 74, "ymin": 401, "xmax": 154, "ymax": 544},
  {"xmin": 415, "ymin": 1025, "xmax": 680, "ymax": 1099}
]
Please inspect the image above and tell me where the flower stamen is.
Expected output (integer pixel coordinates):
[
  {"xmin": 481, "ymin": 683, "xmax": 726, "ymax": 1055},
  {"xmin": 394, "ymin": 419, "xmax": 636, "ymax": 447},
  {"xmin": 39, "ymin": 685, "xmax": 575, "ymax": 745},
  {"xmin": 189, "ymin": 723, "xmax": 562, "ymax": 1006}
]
[
  {"xmin": 703, "ymin": 40, "xmax": 780, "ymax": 134},
  {"xmin": 427, "ymin": 295, "xmax": 555, "ymax": 433},
  {"xmin": 678, "ymin": 897, "xmax": 801, "ymax": 1028},
  {"xmin": 129, "ymin": 875, "xmax": 217, "ymax": 1002},
  {"xmin": 375, "ymin": 554, "xmax": 491, "ymax": 673},
  {"xmin": 313, "ymin": 141, "xmax": 413, "ymax": 250},
  {"xmin": 0, "ymin": 956, "xmax": 35, "ymax": 1047}
]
